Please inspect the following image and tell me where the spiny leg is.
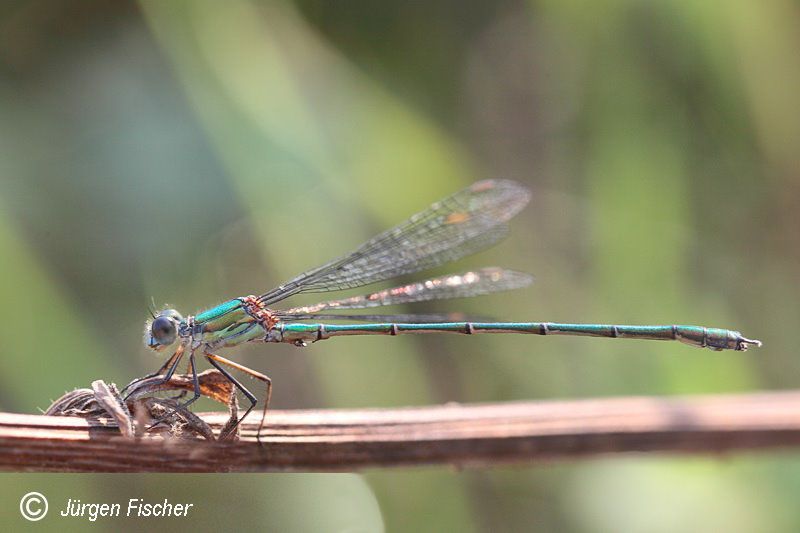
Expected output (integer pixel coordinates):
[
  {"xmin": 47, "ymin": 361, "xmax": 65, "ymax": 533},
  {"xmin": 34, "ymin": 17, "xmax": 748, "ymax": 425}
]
[
  {"xmin": 205, "ymin": 351, "xmax": 272, "ymax": 443},
  {"xmin": 177, "ymin": 350, "xmax": 201, "ymax": 409},
  {"xmin": 146, "ymin": 349, "xmax": 201, "ymax": 431},
  {"xmin": 122, "ymin": 344, "xmax": 185, "ymax": 398}
]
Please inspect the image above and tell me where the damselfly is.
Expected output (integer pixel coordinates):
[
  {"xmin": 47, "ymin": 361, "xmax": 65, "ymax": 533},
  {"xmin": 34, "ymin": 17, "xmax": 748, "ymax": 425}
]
[{"xmin": 132, "ymin": 179, "xmax": 761, "ymax": 434}]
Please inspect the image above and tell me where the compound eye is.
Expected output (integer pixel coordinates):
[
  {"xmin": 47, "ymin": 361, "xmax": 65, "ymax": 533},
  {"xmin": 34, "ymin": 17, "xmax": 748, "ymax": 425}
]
[{"xmin": 151, "ymin": 316, "xmax": 177, "ymax": 345}]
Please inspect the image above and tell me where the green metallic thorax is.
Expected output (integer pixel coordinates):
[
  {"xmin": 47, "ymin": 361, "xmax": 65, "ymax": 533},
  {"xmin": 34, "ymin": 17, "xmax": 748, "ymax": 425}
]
[{"xmin": 185, "ymin": 299, "xmax": 266, "ymax": 348}]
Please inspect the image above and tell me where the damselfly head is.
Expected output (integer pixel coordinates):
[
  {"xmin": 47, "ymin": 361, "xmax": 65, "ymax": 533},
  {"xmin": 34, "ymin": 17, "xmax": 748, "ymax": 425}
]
[{"xmin": 145, "ymin": 308, "xmax": 184, "ymax": 351}]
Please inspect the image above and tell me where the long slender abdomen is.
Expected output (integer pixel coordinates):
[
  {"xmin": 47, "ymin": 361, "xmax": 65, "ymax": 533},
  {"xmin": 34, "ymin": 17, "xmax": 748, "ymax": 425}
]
[{"xmin": 267, "ymin": 322, "xmax": 761, "ymax": 351}]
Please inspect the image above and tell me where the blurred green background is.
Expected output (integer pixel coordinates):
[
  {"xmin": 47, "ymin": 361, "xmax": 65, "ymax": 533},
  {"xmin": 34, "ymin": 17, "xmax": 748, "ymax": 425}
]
[{"xmin": 1, "ymin": 0, "xmax": 798, "ymax": 531}]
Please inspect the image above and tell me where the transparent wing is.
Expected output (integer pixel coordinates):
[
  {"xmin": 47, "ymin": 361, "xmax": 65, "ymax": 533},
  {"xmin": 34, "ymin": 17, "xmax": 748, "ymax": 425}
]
[
  {"xmin": 260, "ymin": 180, "xmax": 531, "ymax": 305},
  {"xmin": 277, "ymin": 268, "xmax": 532, "ymax": 315},
  {"xmin": 277, "ymin": 312, "xmax": 489, "ymax": 323}
]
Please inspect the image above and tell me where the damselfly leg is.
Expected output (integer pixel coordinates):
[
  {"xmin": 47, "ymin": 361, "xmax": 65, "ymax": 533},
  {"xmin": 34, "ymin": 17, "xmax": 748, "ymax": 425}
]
[{"xmin": 205, "ymin": 351, "xmax": 272, "ymax": 442}]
